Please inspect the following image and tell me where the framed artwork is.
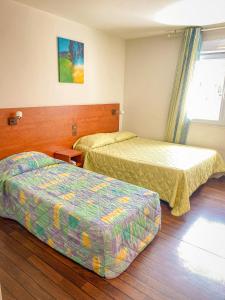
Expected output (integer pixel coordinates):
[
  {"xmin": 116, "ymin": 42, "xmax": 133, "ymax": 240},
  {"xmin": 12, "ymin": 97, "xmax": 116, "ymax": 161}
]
[{"xmin": 57, "ymin": 37, "xmax": 84, "ymax": 84}]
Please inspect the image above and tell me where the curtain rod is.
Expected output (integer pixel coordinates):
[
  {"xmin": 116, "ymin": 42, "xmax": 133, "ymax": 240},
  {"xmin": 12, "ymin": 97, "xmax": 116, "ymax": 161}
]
[
  {"xmin": 167, "ymin": 25, "xmax": 225, "ymax": 36},
  {"xmin": 202, "ymin": 25, "xmax": 225, "ymax": 32}
]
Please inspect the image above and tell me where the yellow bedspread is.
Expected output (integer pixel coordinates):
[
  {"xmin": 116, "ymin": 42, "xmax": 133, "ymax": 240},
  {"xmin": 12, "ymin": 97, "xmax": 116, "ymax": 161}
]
[{"xmin": 75, "ymin": 134, "xmax": 225, "ymax": 216}]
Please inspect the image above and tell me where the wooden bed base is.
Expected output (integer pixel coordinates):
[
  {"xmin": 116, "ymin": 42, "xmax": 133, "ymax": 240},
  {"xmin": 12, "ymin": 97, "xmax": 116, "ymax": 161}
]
[{"xmin": 0, "ymin": 103, "xmax": 119, "ymax": 159}]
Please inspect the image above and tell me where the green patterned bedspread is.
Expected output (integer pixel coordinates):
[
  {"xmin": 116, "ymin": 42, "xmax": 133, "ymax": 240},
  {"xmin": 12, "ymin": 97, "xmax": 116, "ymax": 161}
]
[{"xmin": 0, "ymin": 152, "xmax": 161, "ymax": 278}]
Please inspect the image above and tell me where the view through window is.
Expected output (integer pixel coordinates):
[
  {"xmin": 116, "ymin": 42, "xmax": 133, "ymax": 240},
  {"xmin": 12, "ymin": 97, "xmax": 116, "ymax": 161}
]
[{"xmin": 187, "ymin": 53, "xmax": 225, "ymax": 124}]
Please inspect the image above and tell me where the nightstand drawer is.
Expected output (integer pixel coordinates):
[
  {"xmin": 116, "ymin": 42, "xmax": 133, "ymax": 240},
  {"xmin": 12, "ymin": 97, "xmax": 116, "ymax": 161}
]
[{"xmin": 54, "ymin": 149, "xmax": 83, "ymax": 167}]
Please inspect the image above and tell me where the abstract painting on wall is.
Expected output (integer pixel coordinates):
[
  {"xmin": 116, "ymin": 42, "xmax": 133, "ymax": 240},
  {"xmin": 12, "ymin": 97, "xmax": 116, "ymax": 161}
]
[{"xmin": 57, "ymin": 37, "xmax": 84, "ymax": 84}]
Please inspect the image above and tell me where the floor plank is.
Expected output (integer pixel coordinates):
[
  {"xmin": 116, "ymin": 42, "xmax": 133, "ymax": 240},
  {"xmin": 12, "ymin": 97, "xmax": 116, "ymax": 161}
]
[
  {"xmin": 0, "ymin": 177, "xmax": 225, "ymax": 300},
  {"xmin": 1, "ymin": 285, "xmax": 16, "ymax": 300}
]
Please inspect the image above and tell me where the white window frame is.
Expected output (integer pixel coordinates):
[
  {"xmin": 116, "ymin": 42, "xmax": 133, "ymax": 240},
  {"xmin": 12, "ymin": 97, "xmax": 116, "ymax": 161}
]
[{"xmin": 190, "ymin": 51, "xmax": 225, "ymax": 127}]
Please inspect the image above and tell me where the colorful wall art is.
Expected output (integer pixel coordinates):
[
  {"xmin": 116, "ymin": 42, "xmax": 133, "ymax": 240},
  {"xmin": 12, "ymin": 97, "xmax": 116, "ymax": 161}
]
[{"xmin": 58, "ymin": 37, "xmax": 84, "ymax": 84}]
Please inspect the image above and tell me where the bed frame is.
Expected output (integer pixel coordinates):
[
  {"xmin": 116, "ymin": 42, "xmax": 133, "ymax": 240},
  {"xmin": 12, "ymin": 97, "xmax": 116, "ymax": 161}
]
[{"xmin": 0, "ymin": 104, "xmax": 119, "ymax": 159}]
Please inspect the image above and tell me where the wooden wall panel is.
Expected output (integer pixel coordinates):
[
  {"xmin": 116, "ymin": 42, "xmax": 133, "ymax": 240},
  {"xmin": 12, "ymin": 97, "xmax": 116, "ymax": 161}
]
[{"xmin": 0, "ymin": 104, "xmax": 119, "ymax": 159}]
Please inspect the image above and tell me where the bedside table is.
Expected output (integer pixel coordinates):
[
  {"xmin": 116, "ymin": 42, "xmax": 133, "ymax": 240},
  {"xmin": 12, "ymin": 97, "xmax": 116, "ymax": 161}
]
[{"xmin": 54, "ymin": 149, "xmax": 83, "ymax": 167}]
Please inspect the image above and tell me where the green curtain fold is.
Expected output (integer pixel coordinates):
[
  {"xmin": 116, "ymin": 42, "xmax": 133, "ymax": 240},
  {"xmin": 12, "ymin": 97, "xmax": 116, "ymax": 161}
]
[{"xmin": 165, "ymin": 27, "xmax": 202, "ymax": 144}]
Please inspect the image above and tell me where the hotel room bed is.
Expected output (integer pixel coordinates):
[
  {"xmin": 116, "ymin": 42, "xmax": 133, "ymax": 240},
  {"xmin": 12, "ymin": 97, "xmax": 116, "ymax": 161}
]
[
  {"xmin": 74, "ymin": 132, "xmax": 225, "ymax": 216},
  {"xmin": 0, "ymin": 151, "xmax": 160, "ymax": 279}
]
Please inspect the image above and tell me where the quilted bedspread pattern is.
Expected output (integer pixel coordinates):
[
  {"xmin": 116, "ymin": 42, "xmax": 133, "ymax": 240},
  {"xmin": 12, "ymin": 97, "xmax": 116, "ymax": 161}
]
[
  {"xmin": 78, "ymin": 137, "xmax": 225, "ymax": 216},
  {"xmin": 0, "ymin": 152, "xmax": 161, "ymax": 278}
]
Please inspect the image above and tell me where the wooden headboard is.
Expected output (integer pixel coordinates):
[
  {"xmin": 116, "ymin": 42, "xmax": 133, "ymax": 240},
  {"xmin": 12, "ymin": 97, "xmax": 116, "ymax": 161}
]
[{"xmin": 0, "ymin": 103, "xmax": 119, "ymax": 159}]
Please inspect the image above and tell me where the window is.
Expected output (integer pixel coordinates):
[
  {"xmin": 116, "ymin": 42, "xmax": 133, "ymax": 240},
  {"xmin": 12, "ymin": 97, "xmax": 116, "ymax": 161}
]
[{"xmin": 187, "ymin": 52, "xmax": 225, "ymax": 125}]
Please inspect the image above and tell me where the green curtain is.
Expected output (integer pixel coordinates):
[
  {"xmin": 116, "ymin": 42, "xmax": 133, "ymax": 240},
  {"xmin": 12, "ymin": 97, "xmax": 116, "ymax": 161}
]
[{"xmin": 165, "ymin": 27, "xmax": 202, "ymax": 144}]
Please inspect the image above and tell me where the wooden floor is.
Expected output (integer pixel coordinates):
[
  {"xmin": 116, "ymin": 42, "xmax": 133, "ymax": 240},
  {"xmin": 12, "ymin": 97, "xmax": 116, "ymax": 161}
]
[{"xmin": 1, "ymin": 177, "xmax": 225, "ymax": 300}]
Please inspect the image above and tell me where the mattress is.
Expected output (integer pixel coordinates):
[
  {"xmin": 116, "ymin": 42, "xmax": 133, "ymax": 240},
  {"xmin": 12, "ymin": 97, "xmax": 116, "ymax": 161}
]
[
  {"xmin": 74, "ymin": 132, "xmax": 225, "ymax": 216},
  {"xmin": 0, "ymin": 151, "xmax": 161, "ymax": 278}
]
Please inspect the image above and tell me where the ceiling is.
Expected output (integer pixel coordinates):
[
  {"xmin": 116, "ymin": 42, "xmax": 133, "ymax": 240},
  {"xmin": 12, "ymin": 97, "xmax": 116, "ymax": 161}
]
[{"xmin": 14, "ymin": 0, "xmax": 225, "ymax": 39}]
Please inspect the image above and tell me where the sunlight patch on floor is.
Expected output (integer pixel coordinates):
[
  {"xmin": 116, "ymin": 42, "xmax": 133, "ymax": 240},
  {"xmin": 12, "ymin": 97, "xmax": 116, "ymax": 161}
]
[
  {"xmin": 177, "ymin": 217, "xmax": 225, "ymax": 284},
  {"xmin": 181, "ymin": 217, "xmax": 225, "ymax": 258}
]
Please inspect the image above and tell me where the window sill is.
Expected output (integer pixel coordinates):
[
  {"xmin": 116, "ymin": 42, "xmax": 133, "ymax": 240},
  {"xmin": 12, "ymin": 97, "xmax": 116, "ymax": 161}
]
[{"xmin": 190, "ymin": 119, "xmax": 225, "ymax": 128}]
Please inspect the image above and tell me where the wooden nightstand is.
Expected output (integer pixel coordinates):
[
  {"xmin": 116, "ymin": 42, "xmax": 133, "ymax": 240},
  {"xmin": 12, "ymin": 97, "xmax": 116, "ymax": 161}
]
[{"xmin": 54, "ymin": 149, "xmax": 83, "ymax": 167}]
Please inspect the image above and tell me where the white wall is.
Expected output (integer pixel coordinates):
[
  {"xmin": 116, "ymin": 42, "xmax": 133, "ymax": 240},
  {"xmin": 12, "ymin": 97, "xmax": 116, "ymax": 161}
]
[
  {"xmin": 123, "ymin": 32, "xmax": 225, "ymax": 158},
  {"xmin": 187, "ymin": 123, "xmax": 225, "ymax": 158},
  {"xmin": 0, "ymin": 0, "xmax": 125, "ymax": 108},
  {"xmin": 123, "ymin": 34, "xmax": 182, "ymax": 139}
]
